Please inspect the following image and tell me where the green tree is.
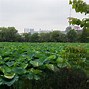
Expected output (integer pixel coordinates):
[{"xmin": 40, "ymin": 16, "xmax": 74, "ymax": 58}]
[
  {"xmin": 30, "ymin": 33, "xmax": 39, "ymax": 42},
  {"xmin": 81, "ymin": 28, "xmax": 89, "ymax": 42},
  {"xmin": 0, "ymin": 27, "xmax": 18, "ymax": 42},
  {"xmin": 0, "ymin": 27, "xmax": 7, "ymax": 41},
  {"xmin": 50, "ymin": 31, "xmax": 60, "ymax": 42},
  {"xmin": 15, "ymin": 33, "xmax": 24, "ymax": 42},
  {"xmin": 67, "ymin": 29, "xmax": 78, "ymax": 42},
  {"xmin": 22, "ymin": 33, "xmax": 31, "ymax": 42},
  {"xmin": 69, "ymin": 0, "xmax": 89, "ymax": 42},
  {"xmin": 39, "ymin": 33, "xmax": 51, "ymax": 42},
  {"xmin": 50, "ymin": 31, "xmax": 66, "ymax": 42}
]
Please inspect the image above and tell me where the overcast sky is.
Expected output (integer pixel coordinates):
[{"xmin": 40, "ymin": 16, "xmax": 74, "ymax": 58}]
[{"xmin": 0, "ymin": 0, "xmax": 89, "ymax": 33}]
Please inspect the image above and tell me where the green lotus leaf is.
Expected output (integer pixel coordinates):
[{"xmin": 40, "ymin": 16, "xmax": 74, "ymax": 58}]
[
  {"xmin": 2, "ymin": 66, "xmax": 12, "ymax": 74},
  {"xmin": 4, "ymin": 73, "xmax": 15, "ymax": 79},
  {"xmin": 47, "ymin": 55, "xmax": 56, "ymax": 60},
  {"xmin": 6, "ymin": 61, "xmax": 14, "ymax": 67},
  {"xmin": 26, "ymin": 72, "xmax": 34, "ymax": 80},
  {"xmin": 57, "ymin": 61, "xmax": 68, "ymax": 68},
  {"xmin": 13, "ymin": 67, "xmax": 26, "ymax": 74},
  {"xmin": 0, "ymin": 60, "xmax": 4, "ymax": 65},
  {"xmin": 30, "ymin": 61, "xmax": 39, "ymax": 67},
  {"xmin": 21, "ymin": 63, "xmax": 28, "ymax": 69},
  {"xmin": 57, "ymin": 64, "xmax": 64, "ymax": 68},
  {"xmin": 2, "ymin": 75, "xmax": 19, "ymax": 86},
  {"xmin": 30, "ymin": 60, "xmax": 43, "ymax": 67},
  {"xmin": 4, "ymin": 57, "xmax": 10, "ymax": 62},
  {"xmin": 30, "ymin": 68, "xmax": 42, "ymax": 74},
  {"xmin": 26, "ymin": 71, "xmax": 40, "ymax": 80},
  {"xmin": 45, "ymin": 64, "xmax": 54, "ymax": 71},
  {"xmin": 34, "ymin": 75, "xmax": 40, "ymax": 80},
  {"xmin": 56, "ymin": 57, "xmax": 64, "ymax": 63}
]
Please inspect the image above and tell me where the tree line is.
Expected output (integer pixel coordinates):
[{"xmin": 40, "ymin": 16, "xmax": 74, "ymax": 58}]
[{"xmin": 0, "ymin": 27, "xmax": 88, "ymax": 42}]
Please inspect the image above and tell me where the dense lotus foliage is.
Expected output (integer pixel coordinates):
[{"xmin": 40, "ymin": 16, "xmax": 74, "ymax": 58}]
[{"xmin": 0, "ymin": 42, "xmax": 89, "ymax": 87}]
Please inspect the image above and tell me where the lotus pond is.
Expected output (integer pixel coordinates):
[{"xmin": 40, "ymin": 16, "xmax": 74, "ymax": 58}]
[{"xmin": 0, "ymin": 42, "xmax": 89, "ymax": 89}]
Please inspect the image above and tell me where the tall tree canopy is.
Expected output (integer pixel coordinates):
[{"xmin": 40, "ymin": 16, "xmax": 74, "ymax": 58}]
[
  {"xmin": 69, "ymin": 0, "xmax": 89, "ymax": 42},
  {"xmin": 0, "ymin": 27, "xmax": 18, "ymax": 42}
]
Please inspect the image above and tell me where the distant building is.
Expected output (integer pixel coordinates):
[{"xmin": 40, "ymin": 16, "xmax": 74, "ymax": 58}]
[
  {"xmin": 24, "ymin": 28, "xmax": 35, "ymax": 34},
  {"xmin": 30, "ymin": 29, "xmax": 34, "ymax": 34},
  {"xmin": 23, "ymin": 28, "xmax": 58, "ymax": 34},
  {"xmin": 39, "ymin": 30, "xmax": 49, "ymax": 33},
  {"xmin": 65, "ymin": 26, "xmax": 72, "ymax": 33},
  {"xmin": 73, "ymin": 25, "xmax": 81, "ymax": 30},
  {"xmin": 37, "ymin": 28, "xmax": 51, "ymax": 33},
  {"xmin": 24, "ymin": 28, "xmax": 30, "ymax": 33},
  {"xmin": 64, "ymin": 25, "xmax": 83, "ymax": 35}
]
